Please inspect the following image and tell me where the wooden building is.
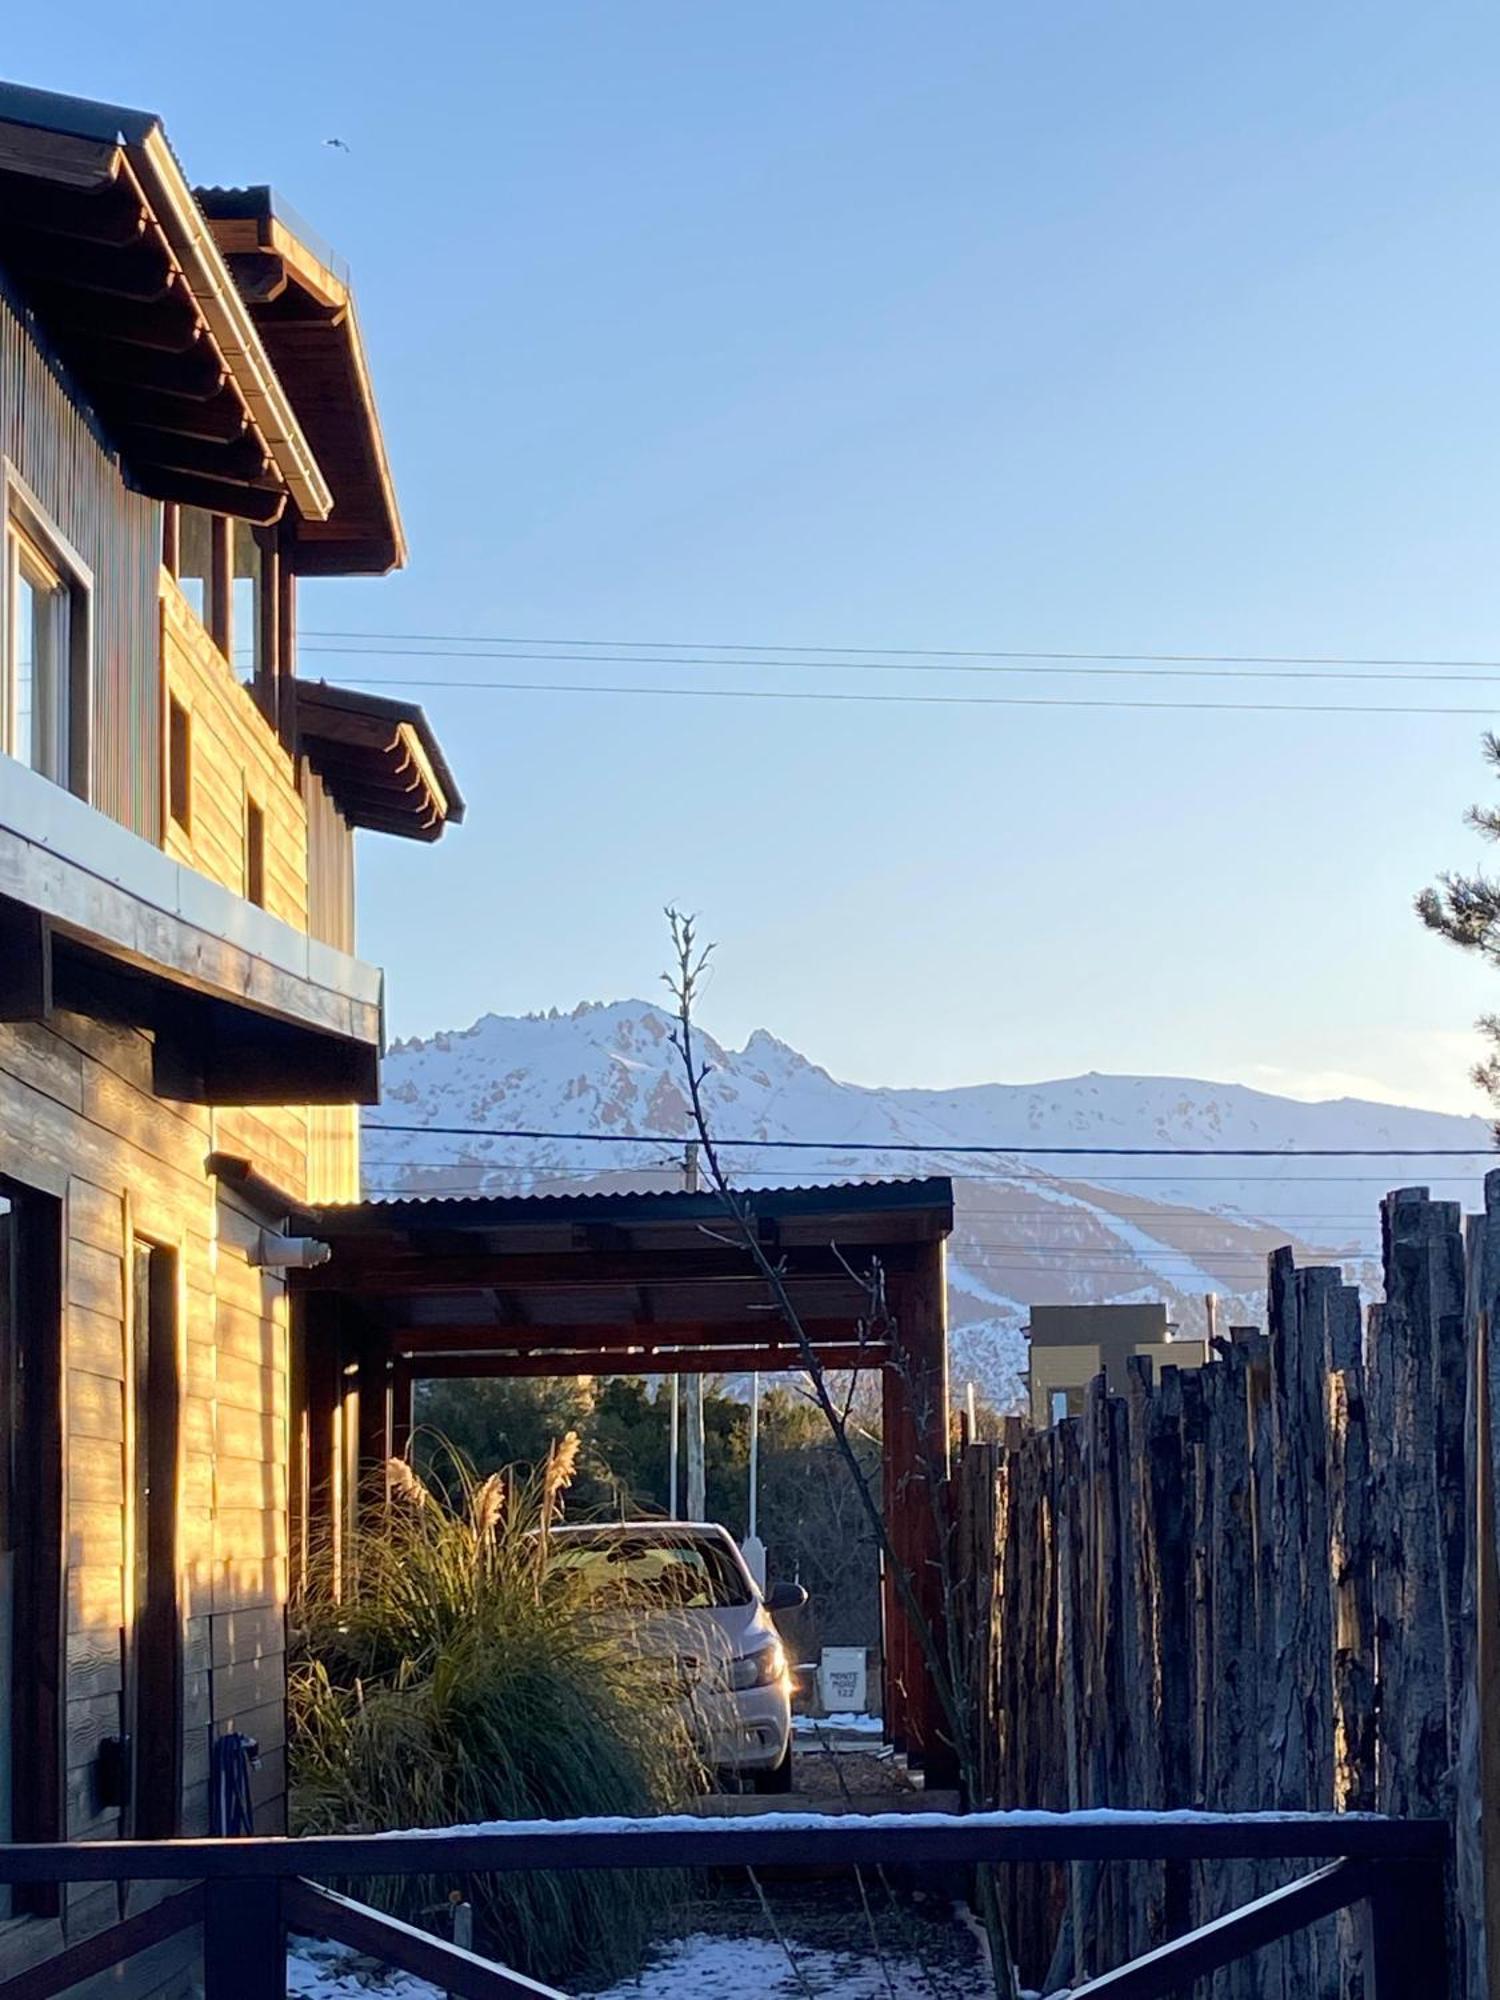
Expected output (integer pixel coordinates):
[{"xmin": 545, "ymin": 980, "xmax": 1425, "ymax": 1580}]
[{"xmin": 0, "ymin": 79, "xmax": 459, "ymax": 1990}]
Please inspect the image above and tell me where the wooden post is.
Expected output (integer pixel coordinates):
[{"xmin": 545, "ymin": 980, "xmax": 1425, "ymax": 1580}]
[
  {"xmin": 255, "ymin": 528, "xmax": 281, "ymax": 732},
  {"xmin": 391, "ymin": 1356, "xmax": 415, "ymax": 1464},
  {"xmin": 208, "ymin": 512, "xmax": 232, "ymax": 662},
  {"xmin": 203, "ymin": 1877, "xmax": 283, "ymax": 1999},
  {"xmin": 887, "ymin": 1245, "xmax": 953, "ymax": 1781},
  {"xmin": 1364, "ymin": 1860, "xmax": 1449, "ymax": 2000},
  {"xmin": 1375, "ymin": 1191, "xmax": 1460, "ymax": 1818},
  {"xmin": 303, "ymin": 1295, "xmax": 344, "ymax": 1597}
]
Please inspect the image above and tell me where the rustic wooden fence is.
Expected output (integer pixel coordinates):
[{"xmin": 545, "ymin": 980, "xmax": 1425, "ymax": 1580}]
[{"xmin": 952, "ymin": 1175, "xmax": 1500, "ymax": 1998}]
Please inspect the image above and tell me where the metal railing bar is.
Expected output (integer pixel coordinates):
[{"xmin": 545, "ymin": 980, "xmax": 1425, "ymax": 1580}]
[
  {"xmin": 285, "ymin": 1879, "xmax": 569, "ymax": 2000},
  {"xmin": 0, "ymin": 1810, "xmax": 1451, "ymax": 1883}
]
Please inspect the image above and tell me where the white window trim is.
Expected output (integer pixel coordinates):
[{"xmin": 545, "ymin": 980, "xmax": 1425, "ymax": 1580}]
[{"xmin": 0, "ymin": 463, "xmax": 93, "ymax": 802}]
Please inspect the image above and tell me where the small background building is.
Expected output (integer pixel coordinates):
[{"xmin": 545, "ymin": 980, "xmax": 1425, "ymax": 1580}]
[{"xmin": 1026, "ymin": 1301, "xmax": 1206, "ymax": 1426}]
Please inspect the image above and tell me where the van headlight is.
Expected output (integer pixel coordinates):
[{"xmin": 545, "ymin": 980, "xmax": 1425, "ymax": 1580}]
[{"xmin": 730, "ymin": 1639, "xmax": 787, "ymax": 1691}]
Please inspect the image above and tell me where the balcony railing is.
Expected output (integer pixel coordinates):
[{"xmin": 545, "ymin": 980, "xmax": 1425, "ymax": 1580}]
[{"xmin": 0, "ymin": 1809, "xmax": 1450, "ymax": 2000}]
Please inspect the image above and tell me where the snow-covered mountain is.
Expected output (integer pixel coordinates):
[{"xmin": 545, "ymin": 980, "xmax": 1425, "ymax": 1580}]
[{"xmin": 363, "ymin": 1001, "xmax": 1493, "ymax": 1409}]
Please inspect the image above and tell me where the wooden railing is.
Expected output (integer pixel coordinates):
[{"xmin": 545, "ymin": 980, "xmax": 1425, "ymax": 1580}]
[{"xmin": 0, "ymin": 1810, "xmax": 1449, "ymax": 2000}]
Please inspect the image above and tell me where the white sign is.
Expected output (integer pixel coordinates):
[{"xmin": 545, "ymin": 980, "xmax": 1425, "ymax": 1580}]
[{"xmin": 817, "ymin": 1646, "xmax": 868, "ymax": 1714}]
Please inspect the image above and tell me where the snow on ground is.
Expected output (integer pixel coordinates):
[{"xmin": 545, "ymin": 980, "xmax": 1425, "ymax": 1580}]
[
  {"xmin": 288, "ymin": 1934, "xmax": 443, "ymax": 2000},
  {"xmin": 288, "ymin": 1930, "xmax": 961, "ymax": 2000},
  {"xmin": 792, "ymin": 1712, "xmax": 884, "ymax": 1736},
  {"xmin": 586, "ymin": 1930, "xmax": 955, "ymax": 2000}
]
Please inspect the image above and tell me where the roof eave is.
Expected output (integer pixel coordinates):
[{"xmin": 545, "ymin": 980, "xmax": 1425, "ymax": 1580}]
[{"xmin": 133, "ymin": 127, "xmax": 331, "ymax": 522}]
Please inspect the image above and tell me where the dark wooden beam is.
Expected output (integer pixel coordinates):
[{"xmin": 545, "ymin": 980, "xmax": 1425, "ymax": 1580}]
[
  {"xmin": 284, "ymin": 1880, "xmax": 565, "ymax": 2000},
  {"xmin": 42, "ymin": 287, "xmax": 203, "ymax": 352},
  {"xmin": 67, "ymin": 333, "xmax": 227, "ymax": 400},
  {"xmin": 0, "ymin": 177, "xmax": 148, "ymax": 247},
  {"xmin": 389, "ymin": 1318, "xmax": 866, "ymax": 1354},
  {"xmin": 410, "ymin": 1344, "xmax": 886, "ymax": 1379},
  {"xmin": 123, "ymin": 382, "xmax": 251, "ymax": 445},
  {"xmin": 1068, "ymin": 1859, "xmax": 1374, "ymax": 1999},
  {"xmin": 3, "ymin": 232, "xmax": 174, "ymax": 302},
  {"xmin": 300, "ymin": 1245, "xmax": 917, "ymax": 1295},
  {"xmin": 0, "ymin": 1811, "xmax": 1449, "ymax": 1885},
  {"xmin": 125, "ymin": 465, "xmax": 287, "ymax": 526},
  {"xmin": 115, "ymin": 425, "xmax": 274, "ymax": 486},
  {"xmin": 0, "ymin": 904, "xmax": 51, "ymax": 1021}
]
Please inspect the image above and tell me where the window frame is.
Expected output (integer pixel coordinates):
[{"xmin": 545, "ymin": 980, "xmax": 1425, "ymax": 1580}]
[
  {"xmin": 167, "ymin": 694, "xmax": 192, "ymax": 835},
  {"xmin": 1, "ymin": 466, "xmax": 92, "ymax": 800},
  {"xmin": 245, "ymin": 793, "xmax": 266, "ymax": 907}
]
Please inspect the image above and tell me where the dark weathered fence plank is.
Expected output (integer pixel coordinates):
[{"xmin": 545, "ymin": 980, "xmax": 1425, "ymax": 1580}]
[{"xmin": 951, "ymin": 1181, "xmax": 1484, "ymax": 1999}]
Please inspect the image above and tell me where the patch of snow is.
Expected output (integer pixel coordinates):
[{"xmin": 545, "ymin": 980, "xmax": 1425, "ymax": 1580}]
[
  {"xmin": 288, "ymin": 1935, "xmax": 442, "ymax": 2000},
  {"xmin": 585, "ymin": 1931, "xmax": 944, "ymax": 2000},
  {"xmin": 793, "ymin": 1713, "xmax": 884, "ymax": 1736}
]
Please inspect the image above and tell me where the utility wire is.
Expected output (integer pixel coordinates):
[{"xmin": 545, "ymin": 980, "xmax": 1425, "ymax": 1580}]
[
  {"xmin": 298, "ymin": 641, "xmax": 1500, "ymax": 688},
  {"xmin": 362, "ymin": 1121, "xmax": 1493, "ymax": 1158},
  {"xmin": 302, "ymin": 628, "xmax": 1500, "ymax": 673},
  {"xmin": 316, "ymin": 673, "xmax": 1496, "ymax": 720}
]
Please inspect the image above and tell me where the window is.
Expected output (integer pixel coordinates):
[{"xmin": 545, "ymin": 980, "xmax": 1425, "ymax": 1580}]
[
  {"xmin": 0, "ymin": 1179, "xmax": 63, "ymax": 1903},
  {"xmin": 4, "ymin": 485, "xmax": 88, "ymax": 795},
  {"xmin": 168, "ymin": 697, "xmax": 192, "ymax": 832},
  {"xmin": 245, "ymin": 795, "xmax": 266, "ymax": 907},
  {"xmin": 178, "ymin": 509, "xmax": 262, "ymax": 680},
  {"xmin": 126, "ymin": 1241, "xmax": 180, "ymax": 1839},
  {"xmin": 176, "ymin": 507, "xmax": 212, "ymax": 627}
]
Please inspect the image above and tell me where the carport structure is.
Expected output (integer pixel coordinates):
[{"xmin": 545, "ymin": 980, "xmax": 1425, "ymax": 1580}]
[{"xmin": 280, "ymin": 1176, "xmax": 955, "ymax": 1773}]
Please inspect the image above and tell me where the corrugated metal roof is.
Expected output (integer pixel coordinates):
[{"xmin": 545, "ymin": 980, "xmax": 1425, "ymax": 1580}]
[{"xmin": 300, "ymin": 1176, "xmax": 954, "ymax": 1232}]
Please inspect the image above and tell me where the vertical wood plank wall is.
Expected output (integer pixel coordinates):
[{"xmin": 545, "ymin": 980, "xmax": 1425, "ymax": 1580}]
[{"xmin": 0, "ymin": 286, "xmax": 162, "ymax": 841}]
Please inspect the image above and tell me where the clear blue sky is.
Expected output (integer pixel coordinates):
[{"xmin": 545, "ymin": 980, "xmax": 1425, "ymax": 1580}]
[{"xmin": 13, "ymin": 4, "xmax": 1500, "ymax": 1111}]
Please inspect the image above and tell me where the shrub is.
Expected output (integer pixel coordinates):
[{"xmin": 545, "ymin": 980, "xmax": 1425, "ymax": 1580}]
[{"xmin": 289, "ymin": 1437, "xmax": 702, "ymax": 1985}]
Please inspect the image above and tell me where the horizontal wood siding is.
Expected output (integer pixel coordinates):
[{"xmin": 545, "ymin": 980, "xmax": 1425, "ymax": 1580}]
[
  {"xmin": 160, "ymin": 578, "xmax": 358, "ymax": 1201},
  {"xmin": 160, "ymin": 579, "xmax": 307, "ymax": 928},
  {"xmin": 0, "ymin": 281, "xmax": 161, "ymax": 840},
  {"xmin": 0, "ymin": 1009, "xmax": 292, "ymax": 1980},
  {"xmin": 302, "ymin": 765, "xmax": 355, "ymax": 954}
]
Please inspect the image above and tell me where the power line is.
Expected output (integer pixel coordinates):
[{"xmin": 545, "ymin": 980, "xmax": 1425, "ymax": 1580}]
[
  {"xmin": 361, "ymin": 1121, "xmax": 1494, "ymax": 1159},
  {"xmin": 302, "ymin": 628, "xmax": 1500, "ymax": 673},
  {"xmin": 296, "ymin": 652, "xmax": 1500, "ymax": 700},
  {"xmin": 317, "ymin": 673, "xmax": 1496, "ymax": 720}
]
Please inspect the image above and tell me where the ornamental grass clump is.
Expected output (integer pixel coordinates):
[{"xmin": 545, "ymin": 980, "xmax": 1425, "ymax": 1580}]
[{"xmin": 290, "ymin": 1436, "xmax": 701, "ymax": 1985}]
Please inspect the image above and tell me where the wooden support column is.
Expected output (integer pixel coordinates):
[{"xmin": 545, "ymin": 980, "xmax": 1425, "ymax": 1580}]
[
  {"xmin": 276, "ymin": 532, "xmax": 298, "ymax": 753},
  {"xmin": 886, "ymin": 1240, "xmax": 954, "ymax": 1782},
  {"xmin": 254, "ymin": 527, "xmax": 281, "ymax": 732},
  {"xmin": 356, "ymin": 1336, "xmax": 393, "ymax": 1515},
  {"xmin": 302, "ymin": 1294, "xmax": 345, "ymax": 1596},
  {"xmin": 881, "ymin": 1364, "xmax": 910, "ymax": 1754},
  {"xmin": 160, "ymin": 501, "xmax": 179, "ymax": 579},
  {"xmin": 391, "ymin": 1356, "xmax": 415, "ymax": 1464},
  {"xmin": 208, "ymin": 513, "xmax": 232, "ymax": 662}
]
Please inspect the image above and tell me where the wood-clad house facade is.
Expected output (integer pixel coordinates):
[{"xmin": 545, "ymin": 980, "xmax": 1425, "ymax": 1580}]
[{"xmin": 0, "ymin": 80, "xmax": 459, "ymax": 1993}]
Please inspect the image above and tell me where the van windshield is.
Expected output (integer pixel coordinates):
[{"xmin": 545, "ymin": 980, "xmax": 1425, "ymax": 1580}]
[{"xmin": 551, "ymin": 1533, "xmax": 752, "ymax": 1609}]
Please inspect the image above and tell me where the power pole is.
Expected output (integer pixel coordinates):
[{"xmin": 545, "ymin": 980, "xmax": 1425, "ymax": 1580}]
[
  {"xmin": 743, "ymin": 1368, "xmax": 766, "ymax": 1588},
  {"xmin": 683, "ymin": 1142, "xmax": 706, "ymax": 1520}
]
